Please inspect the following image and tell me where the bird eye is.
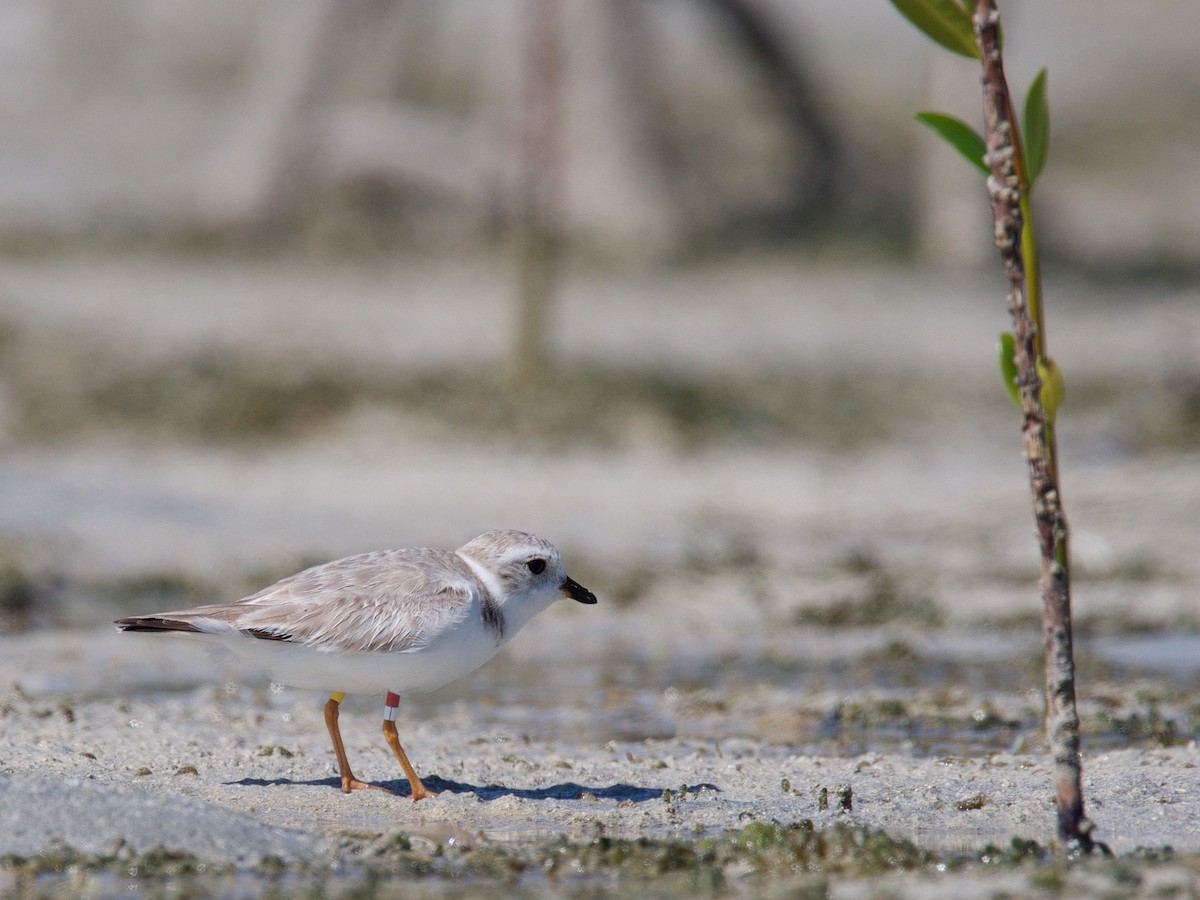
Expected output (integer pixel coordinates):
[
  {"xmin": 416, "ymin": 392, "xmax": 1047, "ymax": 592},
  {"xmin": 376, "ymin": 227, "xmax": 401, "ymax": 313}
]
[{"xmin": 526, "ymin": 558, "xmax": 547, "ymax": 575}]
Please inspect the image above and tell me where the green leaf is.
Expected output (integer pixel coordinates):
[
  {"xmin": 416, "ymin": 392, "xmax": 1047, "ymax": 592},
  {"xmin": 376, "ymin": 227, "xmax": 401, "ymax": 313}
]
[
  {"xmin": 998, "ymin": 332, "xmax": 1020, "ymax": 407},
  {"xmin": 889, "ymin": 0, "xmax": 980, "ymax": 59},
  {"xmin": 1037, "ymin": 355, "xmax": 1065, "ymax": 423},
  {"xmin": 1022, "ymin": 68, "xmax": 1050, "ymax": 184},
  {"xmin": 915, "ymin": 112, "xmax": 989, "ymax": 175}
]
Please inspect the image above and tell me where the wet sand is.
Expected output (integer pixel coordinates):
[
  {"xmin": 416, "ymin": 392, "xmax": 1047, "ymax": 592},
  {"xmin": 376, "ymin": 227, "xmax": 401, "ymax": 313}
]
[{"xmin": 2, "ymin": 252, "xmax": 1200, "ymax": 895}]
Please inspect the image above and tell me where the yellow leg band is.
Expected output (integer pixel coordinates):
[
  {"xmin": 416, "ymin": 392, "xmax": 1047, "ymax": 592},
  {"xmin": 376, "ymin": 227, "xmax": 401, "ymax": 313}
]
[{"xmin": 330, "ymin": 691, "xmax": 346, "ymax": 704}]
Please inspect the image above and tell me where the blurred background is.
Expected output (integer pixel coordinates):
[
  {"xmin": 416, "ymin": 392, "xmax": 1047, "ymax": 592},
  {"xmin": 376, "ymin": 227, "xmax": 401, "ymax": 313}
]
[
  {"xmin": 1, "ymin": 0, "xmax": 1199, "ymax": 683},
  {"xmin": 0, "ymin": 0, "xmax": 1196, "ymax": 262}
]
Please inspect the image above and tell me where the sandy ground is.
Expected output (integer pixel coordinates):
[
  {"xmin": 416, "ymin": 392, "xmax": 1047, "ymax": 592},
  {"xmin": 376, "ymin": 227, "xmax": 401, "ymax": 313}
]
[
  {"xmin": 2, "ymin": 251, "xmax": 1200, "ymax": 894},
  {"xmin": 3, "ymin": 629, "xmax": 1200, "ymax": 856}
]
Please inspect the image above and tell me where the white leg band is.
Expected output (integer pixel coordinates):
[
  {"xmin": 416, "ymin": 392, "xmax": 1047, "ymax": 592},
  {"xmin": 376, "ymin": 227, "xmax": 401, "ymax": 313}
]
[{"xmin": 383, "ymin": 691, "xmax": 400, "ymax": 721}]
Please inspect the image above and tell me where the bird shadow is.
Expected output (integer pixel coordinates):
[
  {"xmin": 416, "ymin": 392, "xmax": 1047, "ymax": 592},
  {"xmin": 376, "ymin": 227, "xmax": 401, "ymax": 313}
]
[{"xmin": 231, "ymin": 775, "xmax": 718, "ymax": 803}]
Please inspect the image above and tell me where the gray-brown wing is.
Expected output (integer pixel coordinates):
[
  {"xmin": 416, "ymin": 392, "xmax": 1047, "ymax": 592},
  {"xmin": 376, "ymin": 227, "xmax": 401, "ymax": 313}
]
[{"xmin": 116, "ymin": 548, "xmax": 479, "ymax": 653}]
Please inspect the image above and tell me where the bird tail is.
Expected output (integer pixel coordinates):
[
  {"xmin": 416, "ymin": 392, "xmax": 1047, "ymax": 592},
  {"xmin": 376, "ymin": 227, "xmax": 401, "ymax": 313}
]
[{"xmin": 114, "ymin": 616, "xmax": 203, "ymax": 634}]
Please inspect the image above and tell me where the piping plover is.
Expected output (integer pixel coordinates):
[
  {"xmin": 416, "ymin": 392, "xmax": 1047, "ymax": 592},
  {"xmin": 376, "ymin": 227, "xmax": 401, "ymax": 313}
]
[{"xmin": 115, "ymin": 529, "xmax": 597, "ymax": 800}]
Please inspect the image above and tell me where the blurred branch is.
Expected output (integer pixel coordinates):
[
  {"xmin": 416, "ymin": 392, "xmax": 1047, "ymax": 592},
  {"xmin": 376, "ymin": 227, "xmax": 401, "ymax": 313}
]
[
  {"xmin": 511, "ymin": 0, "xmax": 565, "ymax": 386},
  {"xmin": 706, "ymin": 0, "xmax": 842, "ymax": 221},
  {"xmin": 195, "ymin": 0, "xmax": 335, "ymax": 231}
]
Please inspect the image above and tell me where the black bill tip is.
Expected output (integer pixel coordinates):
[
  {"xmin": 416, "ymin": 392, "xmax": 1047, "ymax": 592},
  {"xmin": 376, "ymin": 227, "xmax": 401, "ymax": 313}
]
[{"xmin": 561, "ymin": 575, "xmax": 597, "ymax": 605}]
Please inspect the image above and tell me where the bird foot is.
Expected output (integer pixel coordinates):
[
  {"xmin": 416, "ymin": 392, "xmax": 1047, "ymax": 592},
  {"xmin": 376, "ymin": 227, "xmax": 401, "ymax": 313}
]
[
  {"xmin": 340, "ymin": 777, "xmax": 396, "ymax": 795},
  {"xmin": 340, "ymin": 776, "xmax": 438, "ymax": 800},
  {"xmin": 408, "ymin": 784, "xmax": 438, "ymax": 801}
]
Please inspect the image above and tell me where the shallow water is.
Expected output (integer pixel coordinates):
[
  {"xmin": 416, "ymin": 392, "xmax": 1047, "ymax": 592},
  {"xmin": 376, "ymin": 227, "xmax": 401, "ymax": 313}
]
[{"xmin": 1093, "ymin": 631, "xmax": 1200, "ymax": 676}]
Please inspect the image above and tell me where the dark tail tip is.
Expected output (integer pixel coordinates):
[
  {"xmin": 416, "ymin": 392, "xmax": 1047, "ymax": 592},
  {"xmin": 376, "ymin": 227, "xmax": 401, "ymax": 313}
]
[{"xmin": 114, "ymin": 617, "xmax": 201, "ymax": 634}]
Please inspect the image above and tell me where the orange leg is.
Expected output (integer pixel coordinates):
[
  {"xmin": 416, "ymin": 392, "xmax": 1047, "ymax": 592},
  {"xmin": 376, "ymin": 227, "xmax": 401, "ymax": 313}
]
[
  {"xmin": 323, "ymin": 692, "xmax": 395, "ymax": 795},
  {"xmin": 382, "ymin": 718, "xmax": 436, "ymax": 800},
  {"xmin": 381, "ymin": 691, "xmax": 436, "ymax": 800}
]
